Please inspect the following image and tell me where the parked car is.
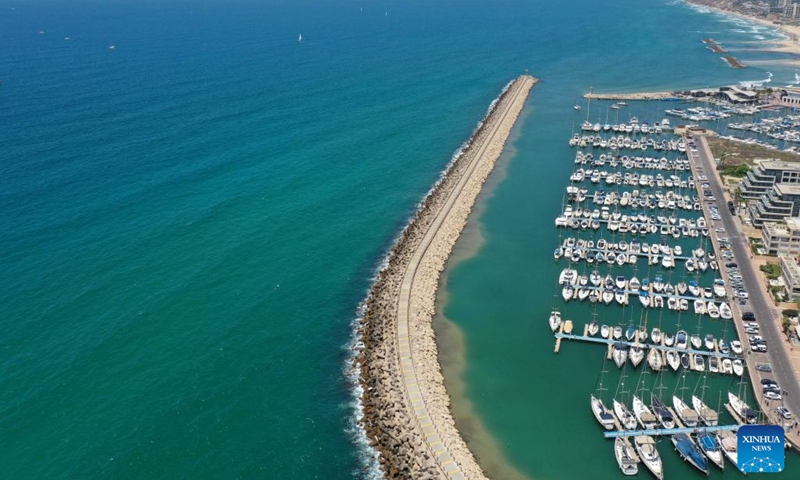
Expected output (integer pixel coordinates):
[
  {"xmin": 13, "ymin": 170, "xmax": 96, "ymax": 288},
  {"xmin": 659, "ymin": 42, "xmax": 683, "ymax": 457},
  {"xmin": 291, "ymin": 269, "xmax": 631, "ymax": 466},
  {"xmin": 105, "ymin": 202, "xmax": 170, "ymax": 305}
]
[
  {"xmin": 742, "ymin": 312, "xmax": 755, "ymax": 320},
  {"xmin": 765, "ymin": 391, "xmax": 782, "ymax": 401},
  {"xmin": 761, "ymin": 379, "xmax": 778, "ymax": 386},
  {"xmin": 778, "ymin": 407, "xmax": 793, "ymax": 420},
  {"xmin": 756, "ymin": 363, "xmax": 773, "ymax": 372}
]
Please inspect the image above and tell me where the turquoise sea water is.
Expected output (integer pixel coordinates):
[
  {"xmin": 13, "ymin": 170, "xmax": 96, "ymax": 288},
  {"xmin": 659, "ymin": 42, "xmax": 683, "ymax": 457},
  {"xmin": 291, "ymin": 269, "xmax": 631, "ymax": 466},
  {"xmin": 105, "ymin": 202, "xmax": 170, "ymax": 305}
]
[{"xmin": 1, "ymin": 0, "xmax": 799, "ymax": 479}]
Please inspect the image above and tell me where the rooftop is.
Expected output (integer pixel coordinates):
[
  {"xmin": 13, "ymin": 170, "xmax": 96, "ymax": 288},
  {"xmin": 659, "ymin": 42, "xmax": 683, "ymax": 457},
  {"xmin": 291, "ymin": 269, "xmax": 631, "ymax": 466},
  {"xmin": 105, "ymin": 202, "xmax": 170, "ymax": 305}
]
[
  {"xmin": 774, "ymin": 183, "xmax": 800, "ymax": 196},
  {"xmin": 756, "ymin": 159, "xmax": 800, "ymax": 172}
]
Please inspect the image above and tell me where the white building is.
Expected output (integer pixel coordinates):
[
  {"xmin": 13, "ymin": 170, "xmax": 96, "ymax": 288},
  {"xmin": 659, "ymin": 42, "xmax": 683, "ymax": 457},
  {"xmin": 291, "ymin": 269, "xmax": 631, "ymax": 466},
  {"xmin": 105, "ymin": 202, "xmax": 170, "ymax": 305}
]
[
  {"xmin": 780, "ymin": 254, "xmax": 800, "ymax": 300},
  {"xmin": 762, "ymin": 217, "xmax": 800, "ymax": 256}
]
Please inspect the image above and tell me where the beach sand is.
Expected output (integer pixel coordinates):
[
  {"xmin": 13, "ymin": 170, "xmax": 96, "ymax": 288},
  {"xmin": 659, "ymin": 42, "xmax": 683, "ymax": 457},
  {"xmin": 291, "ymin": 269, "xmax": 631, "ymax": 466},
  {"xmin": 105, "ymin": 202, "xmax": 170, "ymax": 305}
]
[{"xmin": 356, "ymin": 75, "xmax": 536, "ymax": 479}]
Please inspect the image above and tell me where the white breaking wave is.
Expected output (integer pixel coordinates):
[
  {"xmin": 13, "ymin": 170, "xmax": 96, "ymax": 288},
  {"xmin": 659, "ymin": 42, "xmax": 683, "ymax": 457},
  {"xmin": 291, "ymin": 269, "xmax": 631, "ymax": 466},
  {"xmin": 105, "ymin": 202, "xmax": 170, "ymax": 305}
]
[
  {"xmin": 344, "ymin": 78, "xmax": 514, "ymax": 479},
  {"xmin": 740, "ymin": 72, "xmax": 772, "ymax": 88}
]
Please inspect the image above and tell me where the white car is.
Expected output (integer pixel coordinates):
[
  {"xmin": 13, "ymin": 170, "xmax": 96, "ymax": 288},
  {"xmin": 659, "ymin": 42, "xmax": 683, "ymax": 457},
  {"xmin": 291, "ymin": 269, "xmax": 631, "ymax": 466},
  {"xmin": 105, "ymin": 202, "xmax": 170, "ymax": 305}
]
[{"xmin": 765, "ymin": 391, "xmax": 782, "ymax": 401}]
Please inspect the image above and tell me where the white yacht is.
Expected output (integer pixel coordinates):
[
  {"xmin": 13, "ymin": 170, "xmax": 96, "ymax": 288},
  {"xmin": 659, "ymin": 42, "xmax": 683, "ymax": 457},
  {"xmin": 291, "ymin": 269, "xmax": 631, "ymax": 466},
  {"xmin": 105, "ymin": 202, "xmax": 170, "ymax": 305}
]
[
  {"xmin": 614, "ymin": 399, "xmax": 639, "ymax": 430},
  {"xmin": 650, "ymin": 327, "xmax": 661, "ymax": 345},
  {"xmin": 647, "ymin": 348, "xmax": 662, "ymax": 371},
  {"xmin": 632, "ymin": 395, "xmax": 658, "ymax": 429},
  {"xmin": 718, "ymin": 430, "xmax": 738, "ymax": 468},
  {"xmin": 732, "ymin": 359, "xmax": 744, "ymax": 377},
  {"xmin": 728, "ymin": 392, "xmax": 757, "ymax": 424},
  {"xmin": 672, "ymin": 395, "xmax": 699, "ymax": 427},
  {"xmin": 591, "ymin": 395, "xmax": 617, "ymax": 430},
  {"xmin": 719, "ymin": 302, "xmax": 732, "ymax": 319},
  {"xmin": 630, "ymin": 345, "xmax": 644, "ymax": 368},
  {"xmin": 633, "ymin": 436, "xmax": 663, "ymax": 480},
  {"xmin": 549, "ymin": 310, "xmax": 562, "ymax": 332},
  {"xmin": 704, "ymin": 334, "xmax": 715, "ymax": 351},
  {"xmin": 690, "ymin": 334, "xmax": 702, "ymax": 350},
  {"xmin": 666, "ymin": 350, "xmax": 680, "ymax": 371},
  {"xmin": 613, "ymin": 343, "xmax": 629, "ymax": 368},
  {"xmin": 697, "ymin": 431, "xmax": 725, "ymax": 470},
  {"xmin": 601, "ymin": 324, "xmax": 610, "ymax": 339},
  {"xmin": 615, "ymin": 437, "xmax": 639, "ymax": 476},
  {"xmin": 707, "ymin": 302, "xmax": 720, "ymax": 319},
  {"xmin": 692, "ymin": 395, "xmax": 719, "ymax": 426}
]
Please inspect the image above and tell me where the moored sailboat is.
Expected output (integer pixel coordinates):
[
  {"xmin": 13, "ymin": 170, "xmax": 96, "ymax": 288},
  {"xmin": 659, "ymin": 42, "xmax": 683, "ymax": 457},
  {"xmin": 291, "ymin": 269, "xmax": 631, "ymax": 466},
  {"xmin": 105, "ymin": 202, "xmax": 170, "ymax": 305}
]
[
  {"xmin": 672, "ymin": 433, "xmax": 709, "ymax": 476},
  {"xmin": 696, "ymin": 431, "xmax": 724, "ymax": 470},
  {"xmin": 615, "ymin": 437, "xmax": 639, "ymax": 476},
  {"xmin": 633, "ymin": 435, "xmax": 663, "ymax": 480}
]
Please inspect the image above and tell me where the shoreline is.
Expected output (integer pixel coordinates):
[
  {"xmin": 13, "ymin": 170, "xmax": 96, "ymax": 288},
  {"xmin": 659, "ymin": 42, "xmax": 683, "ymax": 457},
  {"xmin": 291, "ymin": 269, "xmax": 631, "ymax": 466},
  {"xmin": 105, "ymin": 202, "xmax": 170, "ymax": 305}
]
[
  {"xmin": 354, "ymin": 75, "xmax": 536, "ymax": 479},
  {"xmin": 684, "ymin": 0, "xmax": 800, "ymax": 55}
]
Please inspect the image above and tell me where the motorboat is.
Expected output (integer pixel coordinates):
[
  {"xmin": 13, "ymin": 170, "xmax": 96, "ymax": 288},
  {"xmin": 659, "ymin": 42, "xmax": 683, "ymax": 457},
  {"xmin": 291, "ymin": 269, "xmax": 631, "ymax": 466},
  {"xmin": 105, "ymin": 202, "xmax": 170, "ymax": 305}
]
[
  {"xmin": 672, "ymin": 395, "xmax": 699, "ymax": 427},
  {"xmin": 625, "ymin": 324, "xmax": 636, "ymax": 342},
  {"xmin": 638, "ymin": 327, "xmax": 648, "ymax": 342},
  {"xmin": 563, "ymin": 320, "xmax": 573, "ymax": 334},
  {"xmin": 613, "ymin": 325, "xmax": 623, "ymax": 339},
  {"xmin": 639, "ymin": 291, "xmax": 650, "ymax": 308},
  {"xmin": 666, "ymin": 350, "xmax": 680, "ymax": 371},
  {"xmin": 650, "ymin": 327, "xmax": 662, "ymax": 345},
  {"xmin": 730, "ymin": 341, "xmax": 743, "ymax": 355},
  {"xmin": 671, "ymin": 433, "xmax": 709, "ymax": 475},
  {"xmin": 591, "ymin": 395, "xmax": 617, "ymax": 430},
  {"xmin": 632, "ymin": 395, "xmax": 659, "ymax": 429},
  {"xmin": 692, "ymin": 396, "xmax": 719, "ymax": 426},
  {"xmin": 603, "ymin": 288, "xmax": 615, "ymax": 304},
  {"xmin": 616, "ymin": 275, "xmax": 627, "ymax": 289},
  {"xmin": 718, "ymin": 339, "xmax": 729, "ymax": 355},
  {"xmin": 709, "ymin": 356, "xmax": 720, "ymax": 374},
  {"xmin": 614, "ymin": 399, "xmax": 639, "ymax": 430},
  {"xmin": 601, "ymin": 324, "xmax": 610, "ymax": 339},
  {"xmin": 590, "ymin": 270, "xmax": 602, "ymax": 286},
  {"xmin": 562, "ymin": 285, "xmax": 574, "ymax": 301},
  {"xmin": 616, "ymin": 289, "xmax": 628, "ymax": 305},
  {"xmin": 693, "ymin": 354, "xmax": 705, "ymax": 372},
  {"xmin": 549, "ymin": 310, "xmax": 562, "ymax": 332},
  {"xmin": 690, "ymin": 334, "xmax": 702, "ymax": 350},
  {"xmin": 719, "ymin": 302, "xmax": 732, "ymax": 320},
  {"xmin": 721, "ymin": 358, "xmax": 733, "ymax": 375},
  {"xmin": 675, "ymin": 330, "xmax": 688, "ymax": 349},
  {"xmin": 696, "ymin": 432, "xmax": 725, "ymax": 470},
  {"xmin": 615, "ymin": 437, "xmax": 639, "ymax": 476},
  {"xmin": 732, "ymin": 359, "xmax": 744, "ymax": 377},
  {"xmin": 680, "ymin": 354, "xmax": 690, "ymax": 370},
  {"xmin": 704, "ymin": 334, "xmax": 715, "ymax": 351},
  {"xmin": 613, "ymin": 342, "xmax": 629, "ymax": 368},
  {"xmin": 629, "ymin": 276, "xmax": 641, "ymax": 291},
  {"xmin": 588, "ymin": 319, "xmax": 600, "ymax": 336},
  {"xmin": 693, "ymin": 299, "xmax": 706, "ymax": 315},
  {"xmin": 707, "ymin": 302, "xmax": 720, "ymax": 319},
  {"xmin": 728, "ymin": 392, "xmax": 757, "ymax": 424},
  {"xmin": 664, "ymin": 331, "xmax": 674, "ymax": 347},
  {"xmin": 650, "ymin": 395, "xmax": 675, "ymax": 429},
  {"xmin": 633, "ymin": 436, "xmax": 664, "ymax": 480}
]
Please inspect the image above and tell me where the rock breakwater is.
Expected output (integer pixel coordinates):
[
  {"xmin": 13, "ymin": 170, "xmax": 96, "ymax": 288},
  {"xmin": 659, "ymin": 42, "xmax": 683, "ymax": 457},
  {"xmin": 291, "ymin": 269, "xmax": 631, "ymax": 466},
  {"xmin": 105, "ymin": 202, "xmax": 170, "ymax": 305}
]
[{"xmin": 355, "ymin": 75, "xmax": 536, "ymax": 480}]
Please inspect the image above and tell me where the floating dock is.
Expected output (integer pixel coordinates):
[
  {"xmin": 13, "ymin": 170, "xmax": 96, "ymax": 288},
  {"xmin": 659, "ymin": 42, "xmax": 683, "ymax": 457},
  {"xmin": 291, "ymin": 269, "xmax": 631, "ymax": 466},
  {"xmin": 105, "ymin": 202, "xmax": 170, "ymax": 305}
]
[
  {"xmin": 603, "ymin": 424, "xmax": 741, "ymax": 438},
  {"xmin": 553, "ymin": 332, "xmax": 740, "ymax": 360}
]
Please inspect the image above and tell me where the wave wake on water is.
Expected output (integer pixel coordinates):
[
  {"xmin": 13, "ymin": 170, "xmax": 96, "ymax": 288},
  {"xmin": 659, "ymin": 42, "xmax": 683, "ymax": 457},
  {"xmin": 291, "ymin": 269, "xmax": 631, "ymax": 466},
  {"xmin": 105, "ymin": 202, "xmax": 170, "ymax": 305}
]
[{"xmin": 342, "ymin": 79, "xmax": 514, "ymax": 479}]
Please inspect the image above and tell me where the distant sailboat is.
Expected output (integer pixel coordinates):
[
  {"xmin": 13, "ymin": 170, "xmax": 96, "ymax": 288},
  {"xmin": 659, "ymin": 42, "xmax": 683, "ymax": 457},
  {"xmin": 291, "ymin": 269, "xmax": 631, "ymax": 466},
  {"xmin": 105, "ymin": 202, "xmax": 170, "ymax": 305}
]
[{"xmin": 298, "ymin": 33, "xmax": 303, "ymax": 42}]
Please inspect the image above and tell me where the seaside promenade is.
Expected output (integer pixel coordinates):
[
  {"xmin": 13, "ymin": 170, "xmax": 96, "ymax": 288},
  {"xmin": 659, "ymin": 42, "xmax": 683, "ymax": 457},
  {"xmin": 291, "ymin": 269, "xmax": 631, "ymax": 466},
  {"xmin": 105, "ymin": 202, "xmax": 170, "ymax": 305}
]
[{"xmin": 358, "ymin": 75, "xmax": 536, "ymax": 480}]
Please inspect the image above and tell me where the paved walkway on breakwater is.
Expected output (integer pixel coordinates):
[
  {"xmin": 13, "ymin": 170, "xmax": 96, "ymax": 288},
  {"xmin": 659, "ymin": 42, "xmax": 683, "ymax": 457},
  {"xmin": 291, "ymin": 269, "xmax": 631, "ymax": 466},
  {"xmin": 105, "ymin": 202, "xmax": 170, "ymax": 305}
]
[
  {"xmin": 357, "ymin": 74, "xmax": 536, "ymax": 480},
  {"xmin": 396, "ymin": 75, "xmax": 536, "ymax": 479}
]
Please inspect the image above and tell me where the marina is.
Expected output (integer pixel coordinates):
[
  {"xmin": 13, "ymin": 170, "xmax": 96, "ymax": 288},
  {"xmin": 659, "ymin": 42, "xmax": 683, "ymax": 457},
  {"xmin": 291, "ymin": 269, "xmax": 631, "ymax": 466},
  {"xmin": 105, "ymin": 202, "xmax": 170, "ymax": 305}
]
[{"xmin": 547, "ymin": 104, "xmax": 780, "ymax": 477}]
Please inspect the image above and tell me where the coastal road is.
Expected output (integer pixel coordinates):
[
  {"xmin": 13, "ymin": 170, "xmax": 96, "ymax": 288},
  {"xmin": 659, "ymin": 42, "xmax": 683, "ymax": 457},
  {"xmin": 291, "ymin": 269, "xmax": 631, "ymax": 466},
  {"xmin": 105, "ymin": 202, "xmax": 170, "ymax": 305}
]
[{"xmin": 692, "ymin": 135, "xmax": 800, "ymax": 425}]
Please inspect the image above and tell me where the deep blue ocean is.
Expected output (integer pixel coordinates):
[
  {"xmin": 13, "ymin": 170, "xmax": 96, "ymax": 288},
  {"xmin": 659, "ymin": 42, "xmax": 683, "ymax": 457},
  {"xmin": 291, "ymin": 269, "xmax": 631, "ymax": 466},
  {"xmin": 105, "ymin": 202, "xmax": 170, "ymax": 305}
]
[{"xmin": 0, "ymin": 0, "xmax": 798, "ymax": 479}]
